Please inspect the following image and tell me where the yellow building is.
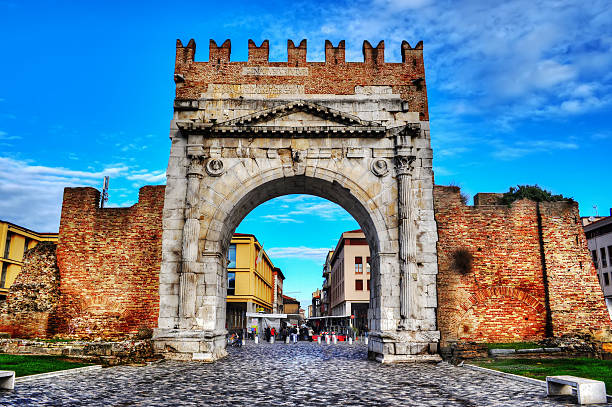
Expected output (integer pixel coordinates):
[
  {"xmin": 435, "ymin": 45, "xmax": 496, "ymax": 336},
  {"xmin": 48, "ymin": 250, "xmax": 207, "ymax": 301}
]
[
  {"xmin": 226, "ymin": 233, "xmax": 279, "ymax": 331},
  {"xmin": 0, "ymin": 220, "xmax": 58, "ymax": 299}
]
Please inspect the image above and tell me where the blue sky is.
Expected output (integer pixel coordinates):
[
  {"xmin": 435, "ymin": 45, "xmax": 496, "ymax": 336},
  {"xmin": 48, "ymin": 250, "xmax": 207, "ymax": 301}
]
[{"xmin": 1, "ymin": 0, "xmax": 611, "ymax": 306}]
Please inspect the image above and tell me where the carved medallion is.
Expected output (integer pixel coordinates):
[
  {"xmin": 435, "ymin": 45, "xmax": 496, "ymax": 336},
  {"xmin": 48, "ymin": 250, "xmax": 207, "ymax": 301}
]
[
  {"xmin": 371, "ymin": 159, "xmax": 389, "ymax": 177},
  {"xmin": 205, "ymin": 158, "xmax": 224, "ymax": 177}
]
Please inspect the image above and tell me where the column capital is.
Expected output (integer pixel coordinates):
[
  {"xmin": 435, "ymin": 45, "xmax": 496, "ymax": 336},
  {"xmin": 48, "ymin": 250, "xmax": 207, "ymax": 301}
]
[
  {"xmin": 395, "ymin": 155, "xmax": 416, "ymax": 176},
  {"xmin": 186, "ymin": 158, "xmax": 204, "ymax": 178}
]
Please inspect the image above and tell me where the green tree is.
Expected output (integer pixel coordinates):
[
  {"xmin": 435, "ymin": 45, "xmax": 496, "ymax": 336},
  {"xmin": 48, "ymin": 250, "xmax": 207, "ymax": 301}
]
[{"xmin": 501, "ymin": 185, "xmax": 574, "ymax": 205}]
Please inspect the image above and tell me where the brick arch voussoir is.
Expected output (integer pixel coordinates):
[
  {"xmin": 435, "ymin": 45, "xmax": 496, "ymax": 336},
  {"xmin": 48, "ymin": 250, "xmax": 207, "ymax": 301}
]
[{"xmin": 457, "ymin": 286, "xmax": 546, "ymax": 322}]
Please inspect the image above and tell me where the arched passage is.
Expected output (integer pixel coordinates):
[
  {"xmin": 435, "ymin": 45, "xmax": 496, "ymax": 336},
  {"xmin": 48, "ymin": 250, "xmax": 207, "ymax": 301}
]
[{"xmin": 213, "ymin": 174, "xmax": 386, "ymax": 343}]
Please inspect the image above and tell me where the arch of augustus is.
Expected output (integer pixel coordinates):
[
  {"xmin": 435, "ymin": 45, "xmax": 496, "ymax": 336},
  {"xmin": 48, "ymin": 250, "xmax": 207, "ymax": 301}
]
[{"xmin": 152, "ymin": 38, "xmax": 441, "ymax": 362}]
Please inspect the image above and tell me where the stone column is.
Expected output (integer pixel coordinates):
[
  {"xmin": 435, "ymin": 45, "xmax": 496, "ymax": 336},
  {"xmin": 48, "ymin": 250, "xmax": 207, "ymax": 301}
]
[
  {"xmin": 395, "ymin": 139, "xmax": 416, "ymax": 326},
  {"xmin": 179, "ymin": 158, "xmax": 203, "ymax": 329}
]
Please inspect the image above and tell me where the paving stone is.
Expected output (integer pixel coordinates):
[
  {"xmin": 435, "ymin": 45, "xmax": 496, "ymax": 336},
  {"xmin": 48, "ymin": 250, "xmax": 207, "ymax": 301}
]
[{"xmin": 0, "ymin": 342, "xmax": 600, "ymax": 406}]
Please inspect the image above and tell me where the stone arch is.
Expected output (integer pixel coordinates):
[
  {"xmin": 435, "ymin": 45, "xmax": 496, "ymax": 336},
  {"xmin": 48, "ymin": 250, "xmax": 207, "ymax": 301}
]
[
  {"xmin": 208, "ymin": 168, "xmax": 391, "ymax": 258},
  {"xmin": 206, "ymin": 170, "xmax": 391, "ymax": 342}
]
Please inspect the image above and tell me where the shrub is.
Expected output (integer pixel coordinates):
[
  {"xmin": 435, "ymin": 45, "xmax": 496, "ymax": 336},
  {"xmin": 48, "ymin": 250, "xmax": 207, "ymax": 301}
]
[{"xmin": 500, "ymin": 185, "xmax": 573, "ymax": 205}]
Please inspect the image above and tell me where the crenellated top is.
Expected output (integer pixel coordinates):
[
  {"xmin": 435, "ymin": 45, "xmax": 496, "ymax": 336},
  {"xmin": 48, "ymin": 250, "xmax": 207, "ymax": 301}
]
[
  {"xmin": 248, "ymin": 39, "xmax": 269, "ymax": 64},
  {"xmin": 325, "ymin": 40, "xmax": 345, "ymax": 64},
  {"xmin": 173, "ymin": 38, "xmax": 429, "ymax": 120},
  {"xmin": 175, "ymin": 38, "xmax": 424, "ymax": 65},
  {"xmin": 363, "ymin": 40, "xmax": 384, "ymax": 65},
  {"xmin": 288, "ymin": 39, "xmax": 307, "ymax": 66},
  {"xmin": 209, "ymin": 39, "xmax": 231, "ymax": 64}
]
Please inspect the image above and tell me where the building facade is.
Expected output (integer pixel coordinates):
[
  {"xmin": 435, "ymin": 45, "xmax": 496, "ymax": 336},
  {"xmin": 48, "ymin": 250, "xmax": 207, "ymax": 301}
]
[
  {"xmin": 585, "ymin": 214, "xmax": 612, "ymax": 317},
  {"xmin": 321, "ymin": 251, "xmax": 333, "ymax": 317},
  {"xmin": 311, "ymin": 288, "xmax": 321, "ymax": 318},
  {"xmin": 282, "ymin": 295, "xmax": 300, "ymax": 315},
  {"xmin": 272, "ymin": 267, "xmax": 284, "ymax": 314},
  {"xmin": 0, "ymin": 220, "xmax": 58, "ymax": 299},
  {"xmin": 329, "ymin": 229, "xmax": 370, "ymax": 331},
  {"xmin": 226, "ymin": 233, "xmax": 277, "ymax": 331}
]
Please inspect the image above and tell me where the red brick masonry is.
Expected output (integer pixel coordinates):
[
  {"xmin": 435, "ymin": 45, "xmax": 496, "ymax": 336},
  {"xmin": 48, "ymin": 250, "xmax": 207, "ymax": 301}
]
[
  {"xmin": 435, "ymin": 186, "xmax": 611, "ymax": 344},
  {"xmin": 53, "ymin": 186, "xmax": 164, "ymax": 338},
  {"xmin": 174, "ymin": 39, "xmax": 429, "ymax": 120},
  {"xmin": 40, "ymin": 184, "xmax": 609, "ymax": 343}
]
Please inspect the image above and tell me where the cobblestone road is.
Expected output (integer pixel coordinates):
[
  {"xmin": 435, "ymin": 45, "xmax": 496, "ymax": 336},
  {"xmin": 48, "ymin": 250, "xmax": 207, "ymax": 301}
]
[{"xmin": 1, "ymin": 341, "xmax": 607, "ymax": 406}]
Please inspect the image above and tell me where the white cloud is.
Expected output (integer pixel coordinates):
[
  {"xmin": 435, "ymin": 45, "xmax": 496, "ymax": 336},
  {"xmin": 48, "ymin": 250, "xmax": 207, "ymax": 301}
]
[
  {"xmin": 258, "ymin": 196, "xmax": 354, "ymax": 223},
  {"xmin": 265, "ymin": 246, "xmax": 331, "ymax": 261},
  {"xmin": 284, "ymin": 0, "xmax": 612, "ymax": 126},
  {"xmin": 260, "ymin": 214, "xmax": 303, "ymax": 224},
  {"xmin": 491, "ymin": 139, "xmax": 579, "ymax": 160},
  {"xmin": 126, "ymin": 169, "xmax": 166, "ymax": 183},
  {"xmin": 0, "ymin": 157, "xmax": 165, "ymax": 231},
  {"xmin": 0, "ymin": 130, "xmax": 20, "ymax": 140}
]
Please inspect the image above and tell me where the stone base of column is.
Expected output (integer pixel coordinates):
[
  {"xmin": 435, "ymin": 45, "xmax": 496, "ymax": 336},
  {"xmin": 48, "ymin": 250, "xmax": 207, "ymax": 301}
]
[
  {"xmin": 152, "ymin": 328, "xmax": 228, "ymax": 362},
  {"xmin": 368, "ymin": 330, "xmax": 441, "ymax": 364}
]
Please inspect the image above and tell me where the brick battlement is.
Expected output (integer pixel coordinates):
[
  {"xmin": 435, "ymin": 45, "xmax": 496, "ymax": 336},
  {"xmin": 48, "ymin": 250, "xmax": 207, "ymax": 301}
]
[{"xmin": 174, "ymin": 38, "xmax": 428, "ymax": 119}]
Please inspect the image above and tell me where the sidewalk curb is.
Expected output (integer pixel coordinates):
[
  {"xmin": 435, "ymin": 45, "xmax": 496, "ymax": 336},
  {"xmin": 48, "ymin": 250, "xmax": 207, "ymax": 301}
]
[
  {"xmin": 15, "ymin": 365, "xmax": 102, "ymax": 383},
  {"xmin": 463, "ymin": 364, "xmax": 546, "ymax": 387},
  {"xmin": 464, "ymin": 364, "xmax": 612, "ymax": 403}
]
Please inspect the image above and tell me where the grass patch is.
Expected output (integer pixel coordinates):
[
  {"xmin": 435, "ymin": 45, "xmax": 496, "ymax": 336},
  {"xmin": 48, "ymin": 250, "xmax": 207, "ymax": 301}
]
[
  {"xmin": 473, "ymin": 358, "xmax": 612, "ymax": 391},
  {"xmin": 0, "ymin": 354, "xmax": 92, "ymax": 377},
  {"xmin": 485, "ymin": 342, "xmax": 539, "ymax": 350}
]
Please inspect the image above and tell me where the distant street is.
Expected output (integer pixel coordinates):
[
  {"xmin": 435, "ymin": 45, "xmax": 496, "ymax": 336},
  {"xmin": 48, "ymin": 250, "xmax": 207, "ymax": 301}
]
[{"xmin": 1, "ymin": 342, "xmax": 599, "ymax": 406}]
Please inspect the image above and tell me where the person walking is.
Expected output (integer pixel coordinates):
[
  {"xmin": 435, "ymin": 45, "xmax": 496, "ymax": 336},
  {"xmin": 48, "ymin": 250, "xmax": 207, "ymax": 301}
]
[{"xmin": 265, "ymin": 326, "xmax": 271, "ymax": 342}]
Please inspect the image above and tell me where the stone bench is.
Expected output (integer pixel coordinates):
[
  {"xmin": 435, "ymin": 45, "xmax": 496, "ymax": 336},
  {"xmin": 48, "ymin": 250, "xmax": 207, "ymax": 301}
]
[
  {"xmin": 546, "ymin": 375, "xmax": 606, "ymax": 404},
  {"xmin": 0, "ymin": 370, "xmax": 15, "ymax": 390}
]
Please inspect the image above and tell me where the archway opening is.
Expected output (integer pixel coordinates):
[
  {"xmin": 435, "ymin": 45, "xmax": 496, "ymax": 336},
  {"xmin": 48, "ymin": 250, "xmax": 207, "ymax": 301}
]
[{"xmin": 212, "ymin": 175, "xmax": 387, "ymax": 348}]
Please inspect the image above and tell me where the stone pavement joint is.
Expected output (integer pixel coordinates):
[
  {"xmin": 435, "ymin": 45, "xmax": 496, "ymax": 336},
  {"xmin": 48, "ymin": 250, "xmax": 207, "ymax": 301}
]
[{"xmin": 1, "ymin": 342, "xmax": 605, "ymax": 406}]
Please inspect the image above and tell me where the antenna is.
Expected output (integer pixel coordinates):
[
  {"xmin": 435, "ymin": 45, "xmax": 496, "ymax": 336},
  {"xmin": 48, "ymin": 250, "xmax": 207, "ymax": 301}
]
[
  {"xmin": 100, "ymin": 176, "xmax": 109, "ymax": 208},
  {"xmin": 593, "ymin": 205, "xmax": 599, "ymax": 217}
]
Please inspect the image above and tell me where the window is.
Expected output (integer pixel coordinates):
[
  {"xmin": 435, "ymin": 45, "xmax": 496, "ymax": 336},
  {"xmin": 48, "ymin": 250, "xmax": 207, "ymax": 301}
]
[
  {"xmin": 227, "ymin": 272, "xmax": 236, "ymax": 295},
  {"xmin": 602, "ymin": 248, "xmax": 608, "ymax": 268},
  {"xmin": 227, "ymin": 244, "xmax": 236, "ymax": 268},
  {"xmin": 3, "ymin": 233, "xmax": 11, "ymax": 259},
  {"xmin": 355, "ymin": 279, "xmax": 363, "ymax": 291},
  {"xmin": 609, "ymin": 246, "xmax": 612, "ymax": 268},
  {"xmin": 592, "ymin": 250, "xmax": 599, "ymax": 269},
  {"xmin": 355, "ymin": 257, "xmax": 363, "ymax": 274},
  {"xmin": 604, "ymin": 273, "xmax": 610, "ymax": 286},
  {"xmin": 366, "ymin": 256, "xmax": 371, "ymax": 273},
  {"xmin": 367, "ymin": 279, "xmax": 370, "ymax": 291},
  {"xmin": 0, "ymin": 263, "xmax": 7, "ymax": 288}
]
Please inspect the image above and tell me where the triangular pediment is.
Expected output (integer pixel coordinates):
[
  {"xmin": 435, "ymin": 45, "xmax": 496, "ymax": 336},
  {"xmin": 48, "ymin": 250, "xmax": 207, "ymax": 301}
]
[
  {"xmin": 215, "ymin": 101, "xmax": 383, "ymax": 130},
  {"xmin": 176, "ymin": 101, "xmax": 388, "ymax": 136}
]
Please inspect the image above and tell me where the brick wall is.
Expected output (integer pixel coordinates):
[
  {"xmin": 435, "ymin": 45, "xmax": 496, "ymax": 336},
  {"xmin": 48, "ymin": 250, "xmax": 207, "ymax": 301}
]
[
  {"xmin": 0, "ymin": 242, "xmax": 59, "ymax": 338},
  {"xmin": 174, "ymin": 39, "xmax": 429, "ymax": 120},
  {"xmin": 54, "ymin": 186, "xmax": 164, "ymax": 339},
  {"xmin": 45, "ymin": 183, "xmax": 610, "ymax": 342},
  {"xmin": 540, "ymin": 202, "xmax": 611, "ymax": 335},
  {"xmin": 434, "ymin": 185, "xmax": 611, "ymax": 344}
]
